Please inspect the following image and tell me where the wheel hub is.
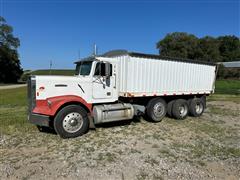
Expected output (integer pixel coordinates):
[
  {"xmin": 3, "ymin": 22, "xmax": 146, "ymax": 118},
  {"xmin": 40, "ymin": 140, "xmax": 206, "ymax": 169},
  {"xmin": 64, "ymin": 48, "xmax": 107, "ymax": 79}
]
[
  {"xmin": 179, "ymin": 105, "xmax": 187, "ymax": 117},
  {"xmin": 195, "ymin": 103, "xmax": 203, "ymax": 114},
  {"xmin": 153, "ymin": 103, "xmax": 164, "ymax": 117},
  {"xmin": 70, "ymin": 119, "xmax": 78, "ymax": 126},
  {"xmin": 179, "ymin": 106, "xmax": 184, "ymax": 114},
  {"xmin": 63, "ymin": 112, "xmax": 83, "ymax": 133}
]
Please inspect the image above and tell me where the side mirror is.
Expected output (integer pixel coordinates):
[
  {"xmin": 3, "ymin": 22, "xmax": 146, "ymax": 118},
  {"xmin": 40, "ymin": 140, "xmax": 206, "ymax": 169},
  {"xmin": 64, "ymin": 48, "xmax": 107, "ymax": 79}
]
[{"xmin": 105, "ymin": 62, "xmax": 111, "ymax": 77}]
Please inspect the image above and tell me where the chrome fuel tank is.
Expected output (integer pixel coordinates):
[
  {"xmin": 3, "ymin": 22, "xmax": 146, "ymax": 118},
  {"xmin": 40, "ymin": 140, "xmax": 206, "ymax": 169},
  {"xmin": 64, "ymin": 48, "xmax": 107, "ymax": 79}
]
[{"xmin": 93, "ymin": 103, "xmax": 134, "ymax": 124}]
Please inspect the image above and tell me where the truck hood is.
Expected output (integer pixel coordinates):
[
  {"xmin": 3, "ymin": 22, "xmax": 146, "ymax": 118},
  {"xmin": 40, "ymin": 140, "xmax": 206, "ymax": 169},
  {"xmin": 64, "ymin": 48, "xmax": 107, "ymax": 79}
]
[{"xmin": 34, "ymin": 75, "xmax": 92, "ymax": 100}]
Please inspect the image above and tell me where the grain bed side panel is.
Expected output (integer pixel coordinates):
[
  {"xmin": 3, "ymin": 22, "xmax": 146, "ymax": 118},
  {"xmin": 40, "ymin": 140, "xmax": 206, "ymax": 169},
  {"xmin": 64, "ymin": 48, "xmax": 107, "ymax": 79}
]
[
  {"xmin": 119, "ymin": 56, "xmax": 216, "ymax": 96},
  {"xmin": 118, "ymin": 55, "xmax": 129, "ymax": 93}
]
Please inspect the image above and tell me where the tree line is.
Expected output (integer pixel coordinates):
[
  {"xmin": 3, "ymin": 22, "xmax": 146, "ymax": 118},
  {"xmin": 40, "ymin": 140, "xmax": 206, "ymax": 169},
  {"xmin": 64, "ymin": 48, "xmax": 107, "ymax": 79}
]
[{"xmin": 0, "ymin": 17, "xmax": 239, "ymax": 83}]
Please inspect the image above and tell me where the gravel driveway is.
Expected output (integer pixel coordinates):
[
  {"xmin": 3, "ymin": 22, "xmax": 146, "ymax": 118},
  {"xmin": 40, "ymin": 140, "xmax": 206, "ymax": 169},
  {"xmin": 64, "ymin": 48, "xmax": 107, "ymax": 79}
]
[{"xmin": 0, "ymin": 84, "xmax": 26, "ymax": 90}]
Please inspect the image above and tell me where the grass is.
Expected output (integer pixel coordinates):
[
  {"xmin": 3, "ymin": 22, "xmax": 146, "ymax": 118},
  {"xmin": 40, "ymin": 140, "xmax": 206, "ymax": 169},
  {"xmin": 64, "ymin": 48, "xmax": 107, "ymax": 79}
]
[
  {"xmin": 0, "ymin": 87, "xmax": 27, "ymax": 106},
  {"xmin": 208, "ymin": 94, "xmax": 240, "ymax": 103},
  {"xmin": 31, "ymin": 69, "xmax": 75, "ymax": 76},
  {"xmin": 194, "ymin": 122, "xmax": 226, "ymax": 137},
  {"xmin": 95, "ymin": 152, "xmax": 116, "ymax": 163},
  {"xmin": 208, "ymin": 105, "xmax": 239, "ymax": 116},
  {"xmin": 172, "ymin": 141, "xmax": 240, "ymax": 159},
  {"xmin": 215, "ymin": 79, "xmax": 240, "ymax": 95},
  {"xmin": 144, "ymin": 155, "xmax": 159, "ymax": 166},
  {"xmin": 0, "ymin": 86, "xmax": 34, "ymax": 134},
  {"xmin": 136, "ymin": 171, "xmax": 149, "ymax": 180}
]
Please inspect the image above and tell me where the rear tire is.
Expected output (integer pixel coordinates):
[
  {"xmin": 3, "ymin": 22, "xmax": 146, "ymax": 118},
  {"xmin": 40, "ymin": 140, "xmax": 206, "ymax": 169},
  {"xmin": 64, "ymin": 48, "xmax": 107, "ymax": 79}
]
[
  {"xmin": 146, "ymin": 98, "xmax": 167, "ymax": 122},
  {"xmin": 54, "ymin": 105, "xmax": 89, "ymax": 138},
  {"xmin": 172, "ymin": 99, "xmax": 189, "ymax": 120},
  {"xmin": 189, "ymin": 98, "xmax": 205, "ymax": 117},
  {"xmin": 167, "ymin": 100, "xmax": 175, "ymax": 117}
]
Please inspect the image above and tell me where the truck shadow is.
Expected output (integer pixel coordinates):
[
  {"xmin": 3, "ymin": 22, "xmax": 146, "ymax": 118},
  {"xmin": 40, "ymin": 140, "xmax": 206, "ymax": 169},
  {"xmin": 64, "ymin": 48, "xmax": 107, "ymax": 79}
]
[
  {"xmin": 36, "ymin": 126, "xmax": 57, "ymax": 135},
  {"xmin": 36, "ymin": 117, "xmax": 142, "ymax": 135}
]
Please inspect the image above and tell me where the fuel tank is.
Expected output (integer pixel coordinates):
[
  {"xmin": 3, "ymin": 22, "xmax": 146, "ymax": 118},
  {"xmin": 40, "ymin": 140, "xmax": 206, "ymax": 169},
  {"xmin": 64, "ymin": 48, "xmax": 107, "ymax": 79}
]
[{"xmin": 93, "ymin": 103, "xmax": 134, "ymax": 124}]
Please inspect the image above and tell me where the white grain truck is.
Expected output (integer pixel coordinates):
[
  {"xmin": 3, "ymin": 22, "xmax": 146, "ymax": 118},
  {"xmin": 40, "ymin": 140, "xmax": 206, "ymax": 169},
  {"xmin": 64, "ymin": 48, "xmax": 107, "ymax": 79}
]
[{"xmin": 28, "ymin": 50, "xmax": 218, "ymax": 138}]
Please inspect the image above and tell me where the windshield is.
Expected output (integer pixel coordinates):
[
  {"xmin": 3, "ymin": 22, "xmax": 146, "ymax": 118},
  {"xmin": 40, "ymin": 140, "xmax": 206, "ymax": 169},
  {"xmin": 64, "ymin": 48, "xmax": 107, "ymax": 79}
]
[{"xmin": 75, "ymin": 61, "xmax": 93, "ymax": 76}]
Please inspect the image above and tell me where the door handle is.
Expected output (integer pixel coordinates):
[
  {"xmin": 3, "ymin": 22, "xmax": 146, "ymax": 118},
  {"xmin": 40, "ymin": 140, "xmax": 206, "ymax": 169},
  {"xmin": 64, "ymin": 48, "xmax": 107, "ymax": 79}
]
[{"xmin": 113, "ymin": 73, "xmax": 116, "ymax": 89}]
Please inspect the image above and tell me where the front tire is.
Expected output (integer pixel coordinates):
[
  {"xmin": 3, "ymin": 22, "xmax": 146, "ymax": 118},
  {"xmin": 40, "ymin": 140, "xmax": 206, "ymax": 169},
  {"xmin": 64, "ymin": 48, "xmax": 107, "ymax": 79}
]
[
  {"xmin": 146, "ymin": 98, "xmax": 167, "ymax": 122},
  {"xmin": 172, "ymin": 99, "xmax": 189, "ymax": 120},
  {"xmin": 54, "ymin": 105, "xmax": 89, "ymax": 138}
]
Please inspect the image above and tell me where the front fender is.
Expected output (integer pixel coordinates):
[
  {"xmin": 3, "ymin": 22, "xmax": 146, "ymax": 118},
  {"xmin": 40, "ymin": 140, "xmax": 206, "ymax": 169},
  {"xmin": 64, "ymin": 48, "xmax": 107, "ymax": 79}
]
[{"xmin": 33, "ymin": 95, "xmax": 92, "ymax": 116}]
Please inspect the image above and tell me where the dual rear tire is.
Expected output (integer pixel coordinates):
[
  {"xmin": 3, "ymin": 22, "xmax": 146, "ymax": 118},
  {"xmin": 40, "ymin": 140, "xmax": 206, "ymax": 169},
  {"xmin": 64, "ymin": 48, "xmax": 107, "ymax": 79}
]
[
  {"xmin": 172, "ymin": 99, "xmax": 189, "ymax": 120},
  {"xmin": 146, "ymin": 97, "xmax": 205, "ymax": 121},
  {"xmin": 188, "ymin": 98, "xmax": 205, "ymax": 117}
]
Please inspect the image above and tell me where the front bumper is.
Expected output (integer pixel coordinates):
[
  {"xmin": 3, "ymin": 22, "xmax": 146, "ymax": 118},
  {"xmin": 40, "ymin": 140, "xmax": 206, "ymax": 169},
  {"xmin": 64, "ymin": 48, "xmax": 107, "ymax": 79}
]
[{"xmin": 28, "ymin": 113, "xmax": 50, "ymax": 127}]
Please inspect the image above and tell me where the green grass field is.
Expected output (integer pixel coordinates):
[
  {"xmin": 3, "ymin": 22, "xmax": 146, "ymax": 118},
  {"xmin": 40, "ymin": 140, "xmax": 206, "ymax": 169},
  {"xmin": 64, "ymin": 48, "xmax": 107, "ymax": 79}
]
[
  {"xmin": 215, "ymin": 79, "xmax": 240, "ymax": 95},
  {"xmin": 0, "ymin": 87, "xmax": 31, "ymax": 134},
  {"xmin": 0, "ymin": 79, "xmax": 239, "ymax": 135}
]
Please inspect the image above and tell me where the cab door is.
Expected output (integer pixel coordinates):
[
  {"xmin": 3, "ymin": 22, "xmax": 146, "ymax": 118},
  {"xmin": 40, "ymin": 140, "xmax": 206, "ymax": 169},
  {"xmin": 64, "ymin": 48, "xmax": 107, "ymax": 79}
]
[{"xmin": 92, "ymin": 62, "xmax": 115, "ymax": 99}]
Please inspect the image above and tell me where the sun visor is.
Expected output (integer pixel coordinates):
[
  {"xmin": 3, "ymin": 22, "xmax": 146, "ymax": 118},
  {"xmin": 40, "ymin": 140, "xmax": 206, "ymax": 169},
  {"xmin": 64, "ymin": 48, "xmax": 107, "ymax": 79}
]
[{"xmin": 95, "ymin": 57, "xmax": 112, "ymax": 62}]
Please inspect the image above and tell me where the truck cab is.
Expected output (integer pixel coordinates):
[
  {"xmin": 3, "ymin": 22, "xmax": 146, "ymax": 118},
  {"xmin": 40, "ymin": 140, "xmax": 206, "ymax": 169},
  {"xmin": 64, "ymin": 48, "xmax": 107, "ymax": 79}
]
[{"xmin": 28, "ymin": 56, "xmax": 134, "ymax": 138}]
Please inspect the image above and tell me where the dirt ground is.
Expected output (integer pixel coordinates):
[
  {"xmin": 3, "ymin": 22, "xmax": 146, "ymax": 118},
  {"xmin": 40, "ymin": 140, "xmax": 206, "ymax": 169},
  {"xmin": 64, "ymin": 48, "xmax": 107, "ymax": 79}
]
[
  {"xmin": 0, "ymin": 84, "xmax": 26, "ymax": 90},
  {"xmin": 0, "ymin": 100, "xmax": 240, "ymax": 180}
]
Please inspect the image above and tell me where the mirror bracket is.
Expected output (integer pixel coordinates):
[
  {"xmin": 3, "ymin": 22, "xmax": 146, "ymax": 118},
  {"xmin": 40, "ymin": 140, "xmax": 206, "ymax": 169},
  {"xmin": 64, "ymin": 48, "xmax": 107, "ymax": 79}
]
[{"xmin": 105, "ymin": 62, "xmax": 111, "ymax": 77}]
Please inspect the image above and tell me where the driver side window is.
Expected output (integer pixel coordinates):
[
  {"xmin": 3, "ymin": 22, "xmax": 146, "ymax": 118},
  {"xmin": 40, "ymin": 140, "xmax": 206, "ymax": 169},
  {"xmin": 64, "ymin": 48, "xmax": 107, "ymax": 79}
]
[{"xmin": 94, "ymin": 62, "xmax": 112, "ymax": 76}]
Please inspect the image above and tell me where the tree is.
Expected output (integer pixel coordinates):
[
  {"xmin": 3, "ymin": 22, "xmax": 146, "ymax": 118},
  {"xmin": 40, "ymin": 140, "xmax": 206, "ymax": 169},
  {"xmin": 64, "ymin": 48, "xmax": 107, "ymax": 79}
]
[
  {"xmin": 156, "ymin": 32, "xmax": 199, "ymax": 59},
  {"xmin": 0, "ymin": 16, "xmax": 22, "ymax": 83},
  {"xmin": 156, "ymin": 33, "xmax": 240, "ymax": 62},
  {"xmin": 195, "ymin": 36, "xmax": 221, "ymax": 62},
  {"xmin": 218, "ymin": 35, "xmax": 240, "ymax": 62}
]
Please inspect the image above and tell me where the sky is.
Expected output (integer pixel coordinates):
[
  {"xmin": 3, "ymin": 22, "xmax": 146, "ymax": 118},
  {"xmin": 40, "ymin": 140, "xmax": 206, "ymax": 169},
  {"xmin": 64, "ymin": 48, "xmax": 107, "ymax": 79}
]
[{"xmin": 0, "ymin": 0, "xmax": 239, "ymax": 70}]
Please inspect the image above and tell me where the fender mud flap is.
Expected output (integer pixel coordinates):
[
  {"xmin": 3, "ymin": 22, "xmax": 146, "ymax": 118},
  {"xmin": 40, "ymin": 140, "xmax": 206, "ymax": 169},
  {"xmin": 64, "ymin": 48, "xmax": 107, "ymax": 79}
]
[{"xmin": 88, "ymin": 114, "xmax": 96, "ymax": 129}]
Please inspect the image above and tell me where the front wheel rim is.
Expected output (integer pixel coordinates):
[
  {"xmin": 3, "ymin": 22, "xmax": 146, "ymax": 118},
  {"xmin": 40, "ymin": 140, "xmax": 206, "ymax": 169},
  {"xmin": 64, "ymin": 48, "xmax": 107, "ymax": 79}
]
[{"xmin": 63, "ymin": 112, "xmax": 83, "ymax": 133}]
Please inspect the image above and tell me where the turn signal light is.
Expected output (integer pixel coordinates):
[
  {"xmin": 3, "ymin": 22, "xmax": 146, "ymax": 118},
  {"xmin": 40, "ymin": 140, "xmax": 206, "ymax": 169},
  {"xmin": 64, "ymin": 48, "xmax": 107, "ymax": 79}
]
[{"xmin": 39, "ymin": 86, "xmax": 45, "ymax": 90}]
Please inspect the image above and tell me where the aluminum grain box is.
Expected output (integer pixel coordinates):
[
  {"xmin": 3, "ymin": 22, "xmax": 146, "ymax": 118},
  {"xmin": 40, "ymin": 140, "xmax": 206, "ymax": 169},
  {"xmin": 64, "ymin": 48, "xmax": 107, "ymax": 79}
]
[{"xmin": 105, "ymin": 52, "xmax": 217, "ymax": 97}]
